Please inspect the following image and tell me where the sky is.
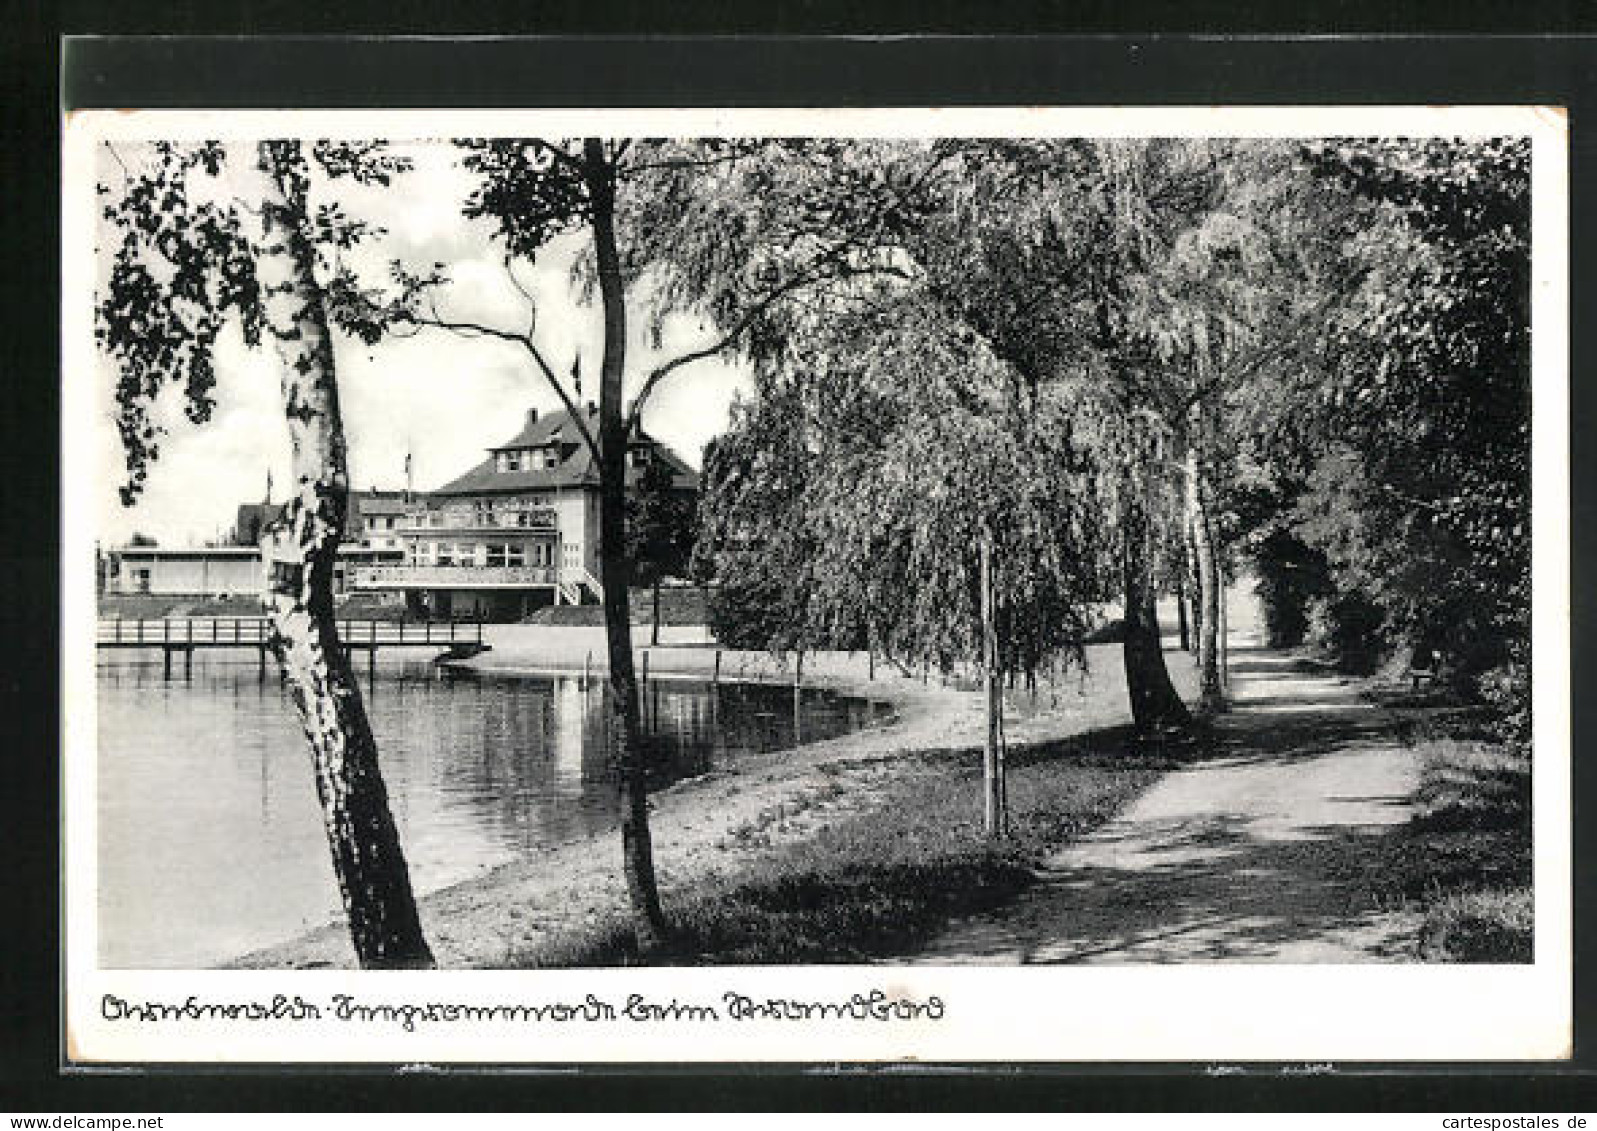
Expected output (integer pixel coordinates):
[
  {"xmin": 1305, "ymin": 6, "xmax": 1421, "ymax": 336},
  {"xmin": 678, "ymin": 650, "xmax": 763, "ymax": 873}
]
[{"xmin": 92, "ymin": 140, "xmax": 749, "ymax": 547}]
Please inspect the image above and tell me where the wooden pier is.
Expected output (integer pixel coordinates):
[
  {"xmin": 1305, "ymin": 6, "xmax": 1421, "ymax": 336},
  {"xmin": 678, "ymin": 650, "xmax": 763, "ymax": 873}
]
[{"xmin": 96, "ymin": 617, "xmax": 488, "ymax": 678}]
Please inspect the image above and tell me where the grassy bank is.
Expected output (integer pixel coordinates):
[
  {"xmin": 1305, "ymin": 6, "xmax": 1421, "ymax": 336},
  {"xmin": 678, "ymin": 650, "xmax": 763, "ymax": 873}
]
[
  {"xmin": 1378, "ymin": 704, "xmax": 1532, "ymax": 962},
  {"xmin": 523, "ymin": 586, "xmax": 710, "ymax": 627},
  {"xmin": 514, "ymin": 725, "xmax": 1192, "ymax": 967}
]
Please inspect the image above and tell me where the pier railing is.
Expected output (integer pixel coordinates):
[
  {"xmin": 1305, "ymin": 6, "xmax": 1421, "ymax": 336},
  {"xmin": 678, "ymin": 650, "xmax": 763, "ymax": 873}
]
[{"xmin": 96, "ymin": 617, "xmax": 484, "ymax": 649}]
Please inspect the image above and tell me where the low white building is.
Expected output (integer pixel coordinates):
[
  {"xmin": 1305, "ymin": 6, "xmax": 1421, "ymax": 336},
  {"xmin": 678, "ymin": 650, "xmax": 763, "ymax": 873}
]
[{"xmin": 102, "ymin": 545, "xmax": 403, "ymax": 598}]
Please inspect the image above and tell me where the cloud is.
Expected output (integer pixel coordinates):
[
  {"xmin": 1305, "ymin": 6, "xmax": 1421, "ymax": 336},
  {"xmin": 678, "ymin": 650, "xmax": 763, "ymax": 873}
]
[{"xmin": 95, "ymin": 139, "xmax": 750, "ymax": 547}]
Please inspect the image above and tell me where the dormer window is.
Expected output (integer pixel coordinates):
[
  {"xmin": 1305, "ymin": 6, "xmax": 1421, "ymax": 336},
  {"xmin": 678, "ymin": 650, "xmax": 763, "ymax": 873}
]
[
  {"xmin": 627, "ymin": 446, "xmax": 651, "ymax": 469},
  {"xmin": 497, "ymin": 449, "xmax": 544, "ymax": 473}
]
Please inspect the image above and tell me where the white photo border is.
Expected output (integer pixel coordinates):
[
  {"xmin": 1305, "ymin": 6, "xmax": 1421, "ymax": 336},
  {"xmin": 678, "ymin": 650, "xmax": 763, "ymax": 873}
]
[{"xmin": 61, "ymin": 105, "xmax": 1571, "ymax": 1065}]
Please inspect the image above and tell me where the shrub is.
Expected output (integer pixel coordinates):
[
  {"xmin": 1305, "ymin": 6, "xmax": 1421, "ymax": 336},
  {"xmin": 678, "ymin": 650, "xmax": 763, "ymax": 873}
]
[
  {"xmin": 1420, "ymin": 889, "xmax": 1533, "ymax": 963},
  {"xmin": 1250, "ymin": 528, "xmax": 1332, "ymax": 648},
  {"xmin": 1307, "ymin": 589, "xmax": 1388, "ymax": 673}
]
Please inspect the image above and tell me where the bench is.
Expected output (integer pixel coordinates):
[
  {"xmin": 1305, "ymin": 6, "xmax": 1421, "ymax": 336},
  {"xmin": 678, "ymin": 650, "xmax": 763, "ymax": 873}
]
[
  {"xmin": 1407, "ymin": 665, "xmax": 1437, "ymax": 692},
  {"xmin": 1405, "ymin": 648, "xmax": 1443, "ymax": 692}
]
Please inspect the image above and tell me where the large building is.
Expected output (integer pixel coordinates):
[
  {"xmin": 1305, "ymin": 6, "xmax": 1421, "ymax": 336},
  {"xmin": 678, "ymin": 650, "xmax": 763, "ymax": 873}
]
[
  {"xmin": 98, "ymin": 406, "xmax": 696, "ymax": 617},
  {"xmin": 352, "ymin": 405, "xmax": 698, "ymax": 620}
]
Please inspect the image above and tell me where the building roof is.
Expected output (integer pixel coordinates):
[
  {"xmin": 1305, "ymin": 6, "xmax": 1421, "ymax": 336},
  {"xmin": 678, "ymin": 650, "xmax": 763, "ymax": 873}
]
[
  {"xmin": 489, "ymin": 404, "xmax": 602, "ymax": 452},
  {"xmin": 113, "ymin": 545, "xmax": 403, "ymax": 560},
  {"xmin": 234, "ymin": 502, "xmax": 286, "ymax": 545},
  {"xmin": 431, "ymin": 407, "xmax": 700, "ymax": 497},
  {"xmin": 115, "ymin": 546, "xmax": 265, "ymax": 558}
]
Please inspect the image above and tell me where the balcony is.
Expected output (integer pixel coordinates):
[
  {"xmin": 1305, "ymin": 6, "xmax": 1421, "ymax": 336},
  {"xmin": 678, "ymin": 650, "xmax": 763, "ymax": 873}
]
[
  {"xmin": 394, "ymin": 507, "xmax": 559, "ymax": 535},
  {"xmin": 354, "ymin": 564, "xmax": 558, "ymax": 590}
]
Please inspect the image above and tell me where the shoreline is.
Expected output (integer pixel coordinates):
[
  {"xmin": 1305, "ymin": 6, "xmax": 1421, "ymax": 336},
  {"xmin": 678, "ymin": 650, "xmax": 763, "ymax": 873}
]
[
  {"xmin": 230, "ymin": 630, "xmax": 1188, "ymax": 969},
  {"xmin": 231, "ymin": 629, "xmax": 991, "ymax": 969}
]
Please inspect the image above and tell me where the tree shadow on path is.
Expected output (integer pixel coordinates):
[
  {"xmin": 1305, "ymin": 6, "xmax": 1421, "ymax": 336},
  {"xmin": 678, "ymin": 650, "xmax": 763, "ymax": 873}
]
[{"xmin": 908, "ymin": 644, "xmax": 1423, "ymax": 964}]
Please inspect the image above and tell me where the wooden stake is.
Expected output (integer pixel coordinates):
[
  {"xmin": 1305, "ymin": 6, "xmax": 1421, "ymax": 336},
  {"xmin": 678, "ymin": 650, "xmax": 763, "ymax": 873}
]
[{"xmin": 981, "ymin": 526, "xmax": 1006, "ymax": 838}]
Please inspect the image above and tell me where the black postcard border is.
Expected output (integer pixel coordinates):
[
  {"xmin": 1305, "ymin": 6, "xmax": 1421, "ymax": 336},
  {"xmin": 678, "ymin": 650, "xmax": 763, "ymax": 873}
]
[{"xmin": 10, "ymin": 28, "xmax": 1595, "ymax": 1110}]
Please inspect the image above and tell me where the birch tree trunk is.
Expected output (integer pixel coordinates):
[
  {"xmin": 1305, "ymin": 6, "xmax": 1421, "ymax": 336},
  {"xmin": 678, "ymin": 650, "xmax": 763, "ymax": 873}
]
[
  {"xmin": 1186, "ymin": 441, "xmax": 1224, "ymax": 712},
  {"xmin": 1175, "ymin": 573, "xmax": 1191, "ymax": 652},
  {"xmin": 244, "ymin": 141, "xmax": 433, "ymax": 968},
  {"xmin": 1186, "ymin": 516, "xmax": 1204, "ymax": 665},
  {"xmin": 1121, "ymin": 469, "xmax": 1192, "ymax": 733},
  {"xmin": 584, "ymin": 138, "xmax": 668, "ymax": 949}
]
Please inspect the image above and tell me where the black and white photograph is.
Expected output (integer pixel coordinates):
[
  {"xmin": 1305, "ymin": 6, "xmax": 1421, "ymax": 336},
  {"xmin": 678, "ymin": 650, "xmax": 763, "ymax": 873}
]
[{"xmin": 60, "ymin": 106, "xmax": 1570, "ymax": 1063}]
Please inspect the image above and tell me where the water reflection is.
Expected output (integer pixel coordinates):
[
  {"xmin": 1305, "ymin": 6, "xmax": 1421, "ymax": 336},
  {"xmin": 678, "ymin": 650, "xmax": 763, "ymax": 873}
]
[{"xmin": 95, "ymin": 653, "xmax": 891, "ymax": 968}]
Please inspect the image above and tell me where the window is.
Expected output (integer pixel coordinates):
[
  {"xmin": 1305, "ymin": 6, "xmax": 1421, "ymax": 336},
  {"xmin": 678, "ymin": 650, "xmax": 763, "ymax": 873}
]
[
  {"xmin": 486, "ymin": 544, "xmax": 506, "ymax": 568},
  {"xmin": 436, "ymin": 544, "xmax": 455, "ymax": 567},
  {"xmin": 134, "ymin": 568, "xmax": 151, "ymax": 593},
  {"xmin": 506, "ymin": 544, "xmax": 526, "ymax": 567}
]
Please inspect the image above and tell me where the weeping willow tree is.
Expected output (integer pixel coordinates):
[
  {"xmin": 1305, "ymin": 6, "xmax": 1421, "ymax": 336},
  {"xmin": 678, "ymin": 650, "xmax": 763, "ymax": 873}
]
[
  {"xmin": 949, "ymin": 137, "xmax": 1349, "ymax": 723},
  {"xmin": 699, "ymin": 290, "xmax": 1109, "ymax": 834},
  {"xmin": 894, "ymin": 138, "xmax": 1199, "ymax": 730}
]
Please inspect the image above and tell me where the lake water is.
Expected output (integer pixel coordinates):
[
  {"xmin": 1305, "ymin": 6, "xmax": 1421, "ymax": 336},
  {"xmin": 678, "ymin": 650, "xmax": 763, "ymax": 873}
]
[{"xmin": 95, "ymin": 654, "xmax": 893, "ymax": 967}]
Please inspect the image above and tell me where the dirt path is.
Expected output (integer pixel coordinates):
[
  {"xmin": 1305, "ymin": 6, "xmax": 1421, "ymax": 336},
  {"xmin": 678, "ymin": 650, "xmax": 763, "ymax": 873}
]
[{"xmin": 911, "ymin": 643, "xmax": 1423, "ymax": 965}]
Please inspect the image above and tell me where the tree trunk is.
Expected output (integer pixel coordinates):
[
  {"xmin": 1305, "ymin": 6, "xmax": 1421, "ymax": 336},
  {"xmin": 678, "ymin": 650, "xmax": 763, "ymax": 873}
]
[
  {"xmin": 246, "ymin": 142, "xmax": 433, "ymax": 968},
  {"xmin": 1219, "ymin": 561, "xmax": 1230, "ymax": 689},
  {"xmin": 1176, "ymin": 573, "xmax": 1191, "ymax": 651},
  {"xmin": 1185, "ymin": 513, "xmax": 1203, "ymax": 664},
  {"xmin": 651, "ymin": 578, "xmax": 662, "ymax": 647},
  {"xmin": 1121, "ymin": 471, "xmax": 1191, "ymax": 734},
  {"xmin": 585, "ymin": 138, "xmax": 668, "ymax": 950},
  {"xmin": 980, "ymin": 527, "xmax": 1007, "ymax": 837},
  {"xmin": 1187, "ymin": 442, "xmax": 1224, "ymax": 712}
]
